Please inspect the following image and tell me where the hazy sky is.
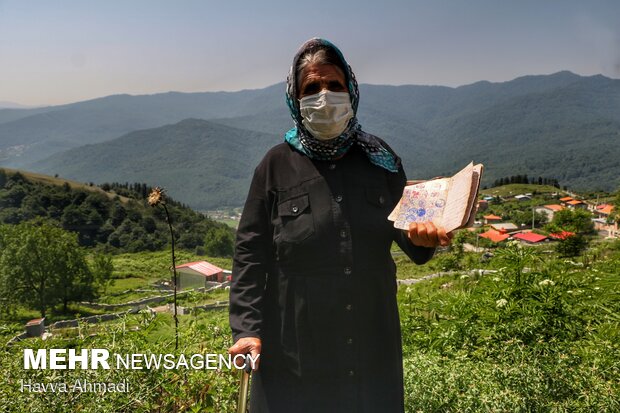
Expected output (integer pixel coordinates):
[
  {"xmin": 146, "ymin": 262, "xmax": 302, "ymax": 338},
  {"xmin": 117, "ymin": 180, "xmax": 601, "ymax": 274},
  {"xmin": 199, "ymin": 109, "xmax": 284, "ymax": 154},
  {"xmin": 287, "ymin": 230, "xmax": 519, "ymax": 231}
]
[{"xmin": 1, "ymin": 0, "xmax": 619, "ymax": 106}]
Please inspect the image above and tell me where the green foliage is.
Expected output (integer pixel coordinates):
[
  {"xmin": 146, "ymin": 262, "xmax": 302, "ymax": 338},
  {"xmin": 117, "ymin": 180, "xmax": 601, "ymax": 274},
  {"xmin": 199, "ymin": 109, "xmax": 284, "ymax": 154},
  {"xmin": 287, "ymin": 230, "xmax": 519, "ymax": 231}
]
[
  {"xmin": 0, "ymin": 220, "xmax": 112, "ymax": 317},
  {"xmin": 91, "ymin": 254, "xmax": 115, "ymax": 296},
  {"xmin": 0, "ymin": 310, "xmax": 239, "ymax": 412},
  {"xmin": 399, "ymin": 240, "xmax": 620, "ymax": 411},
  {"xmin": 204, "ymin": 226, "xmax": 235, "ymax": 257},
  {"xmin": 555, "ymin": 234, "xmax": 589, "ymax": 257},
  {"xmin": 0, "ymin": 168, "xmax": 230, "ymax": 254},
  {"xmin": 546, "ymin": 208, "xmax": 595, "ymax": 234},
  {"xmin": 1, "ymin": 242, "xmax": 619, "ymax": 410}
]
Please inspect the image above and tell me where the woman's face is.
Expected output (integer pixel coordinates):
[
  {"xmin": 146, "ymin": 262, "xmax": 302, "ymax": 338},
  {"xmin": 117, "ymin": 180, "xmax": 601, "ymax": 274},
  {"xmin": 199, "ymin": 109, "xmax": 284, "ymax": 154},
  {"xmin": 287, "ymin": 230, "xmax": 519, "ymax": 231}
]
[{"xmin": 298, "ymin": 63, "xmax": 347, "ymax": 99}]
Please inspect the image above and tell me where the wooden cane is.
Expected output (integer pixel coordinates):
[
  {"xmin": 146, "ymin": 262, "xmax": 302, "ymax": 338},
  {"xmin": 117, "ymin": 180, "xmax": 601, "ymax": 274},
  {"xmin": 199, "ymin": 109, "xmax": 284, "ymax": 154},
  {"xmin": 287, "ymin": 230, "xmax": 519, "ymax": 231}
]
[{"xmin": 236, "ymin": 356, "xmax": 252, "ymax": 413}]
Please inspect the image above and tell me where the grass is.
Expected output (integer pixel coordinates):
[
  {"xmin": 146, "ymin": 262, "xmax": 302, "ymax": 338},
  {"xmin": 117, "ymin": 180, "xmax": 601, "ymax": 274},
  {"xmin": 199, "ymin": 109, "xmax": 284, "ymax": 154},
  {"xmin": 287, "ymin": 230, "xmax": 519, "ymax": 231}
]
[
  {"xmin": 398, "ymin": 240, "xmax": 620, "ymax": 411},
  {"xmin": 0, "ymin": 167, "xmax": 132, "ymax": 203},
  {"xmin": 94, "ymin": 250, "xmax": 233, "ymax": 304},
  {"xmin": 2, "ymin": 242, "xmax": 619, "ymax": 411},
  {"xmin": 480, "ymin": 183, "xmax": 562, "ymax": 198},
  {"xmin": 214, "ymin": 218, "xmax": 239, "ymax": 229}
]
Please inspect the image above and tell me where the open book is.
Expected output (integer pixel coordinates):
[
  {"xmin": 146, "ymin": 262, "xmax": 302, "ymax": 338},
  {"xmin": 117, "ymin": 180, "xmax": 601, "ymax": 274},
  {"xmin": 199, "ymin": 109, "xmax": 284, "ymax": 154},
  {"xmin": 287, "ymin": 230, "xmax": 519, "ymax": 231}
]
[{"xmin": 388, "ymin": 162, "xmax": 484, "ymax": 232}]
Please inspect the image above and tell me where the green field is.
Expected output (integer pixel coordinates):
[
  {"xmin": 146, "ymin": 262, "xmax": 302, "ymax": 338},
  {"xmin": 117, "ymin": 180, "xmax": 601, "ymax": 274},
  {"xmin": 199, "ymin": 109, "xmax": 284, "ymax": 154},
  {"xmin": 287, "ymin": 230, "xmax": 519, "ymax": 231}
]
[
  {"xmin": 481, "ymin": 184, "xmax": 561, "ymax": 198},
  {"xmin": 1, "ymin": 241, "xmax": 619, "ymax": 412},
  {"xmin": 0, "ymin": 167, "xmax": 132, "ymax": 203}
]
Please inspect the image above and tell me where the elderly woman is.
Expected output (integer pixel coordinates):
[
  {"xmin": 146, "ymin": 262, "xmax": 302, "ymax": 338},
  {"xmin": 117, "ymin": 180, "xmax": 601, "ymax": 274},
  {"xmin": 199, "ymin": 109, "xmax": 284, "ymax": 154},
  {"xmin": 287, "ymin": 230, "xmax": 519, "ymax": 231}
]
[{"xmin": 228, "ymin": 38, "xmax": 452, "ymax": 412}]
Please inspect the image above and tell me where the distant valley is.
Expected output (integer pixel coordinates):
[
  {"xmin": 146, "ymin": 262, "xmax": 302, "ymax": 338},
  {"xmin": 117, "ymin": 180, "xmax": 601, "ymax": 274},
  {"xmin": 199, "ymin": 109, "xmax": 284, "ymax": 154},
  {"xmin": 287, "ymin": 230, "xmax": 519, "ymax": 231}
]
[{"xmin": 1, "ymin": 71, "xmax": 619, "ymax": 209}]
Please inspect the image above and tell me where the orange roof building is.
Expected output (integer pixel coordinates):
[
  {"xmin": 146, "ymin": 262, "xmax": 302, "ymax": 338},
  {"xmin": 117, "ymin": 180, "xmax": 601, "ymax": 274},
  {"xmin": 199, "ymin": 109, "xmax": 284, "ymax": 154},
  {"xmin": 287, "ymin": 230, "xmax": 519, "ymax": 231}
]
[
  {"xmin": 549, "ymin": 231, "xmax": 575, "ymax": 240},
  {"xmin": 479, "ymin": 229, "xmax": 510, "ymax": 243},
  {"xmin": 559, "ymin": 196, "xmax": 574, "ymax": 202},
  {"xmin": 596, "ymin": 204, "xmax": 615, "ymax": 215},
  {"xmin": 176, "ymin": 260, "xmax": 225, "ymax": 287},
  {"xmin": 544, "ymin": 204, "xmax": 565, "ymax": 212},
  {"xmin": 513, "ymin": 232, "xmax": 548, "ymax": 244},
  {"xmin": 483, "ymin": 214, "xmax": 502, "ymax": 224}
]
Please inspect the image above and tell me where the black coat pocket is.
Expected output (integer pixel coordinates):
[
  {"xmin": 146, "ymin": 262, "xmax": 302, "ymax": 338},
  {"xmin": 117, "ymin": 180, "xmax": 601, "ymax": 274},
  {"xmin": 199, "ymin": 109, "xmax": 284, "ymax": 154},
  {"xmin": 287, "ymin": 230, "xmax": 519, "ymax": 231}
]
[{"xmin": 276, "ymin": 193, "xmax": 315, "ymax": 243}]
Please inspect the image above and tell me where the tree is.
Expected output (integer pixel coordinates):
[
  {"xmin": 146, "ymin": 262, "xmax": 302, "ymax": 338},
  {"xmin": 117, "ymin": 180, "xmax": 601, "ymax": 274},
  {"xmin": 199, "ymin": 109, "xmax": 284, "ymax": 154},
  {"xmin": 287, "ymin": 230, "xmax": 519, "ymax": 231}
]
[
  {"xmin": 555, "ymin": 234, "xmax": 588, "ymax": 257},
  {"xmin": 0, "ymin": 220, "xmax": 108, "ymax": 317},
  {"xmin": 91, "ymin": 254, "xmax": 114, "ymax": 295},
  {"xmin": 547, "ymin": 208, "xmax": 594, "ymax": 235},
  {"xmin": 204, "ymin": 226, "xmax": 235, "ymax": 257}
]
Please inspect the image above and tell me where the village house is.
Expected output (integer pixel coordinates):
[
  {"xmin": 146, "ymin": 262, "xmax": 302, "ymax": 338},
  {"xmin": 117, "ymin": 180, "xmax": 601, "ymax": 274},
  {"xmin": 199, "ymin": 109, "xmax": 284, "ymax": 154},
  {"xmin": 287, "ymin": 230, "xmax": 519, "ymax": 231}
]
[
  {"xmin": 175, "ymin": 261, "xmax": 226, "ymax": 289},
  {"xmin": 566, "ymin": 199, "xmax": 587, "ymax": 210},
  {"xmin": 512, "ymin": 231, "xmax": 548, "ymax": 244},
  {"xmin": 592, "ymin": 204, "xmax": 618, "ymax": 238},
  {"xmin": 535, "ymin": 204, "xmax": 565, "ymax": 222},
  {"xmin": 483, "ymin": 214, "xmax": 502, "ymax": 225},
  {"xmin": 549, "ymin": 230, "xmax": 575, "ymax": 240},
  {"xmin": 478, "ymin": 229, "xmax": 510, "ymax": 243},
  {"xmin": 490, "ymin": 222, "xmax": 520, "ymax": 233}
]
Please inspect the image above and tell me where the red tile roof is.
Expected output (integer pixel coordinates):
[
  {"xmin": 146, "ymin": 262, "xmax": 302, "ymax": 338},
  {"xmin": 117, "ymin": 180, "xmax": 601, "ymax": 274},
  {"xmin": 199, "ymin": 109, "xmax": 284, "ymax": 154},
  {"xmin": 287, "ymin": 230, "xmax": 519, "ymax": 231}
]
[
  {"xmin": 549, "ymin": 231, "xmax": 575, "ymax": 240},
  {"xmin": 176, "ymin": 261, "xmax": 223, "ymax": 277},
  {"xmin": 567, "ymin": 200, "xmax": 584, "ymax": 205},
  {"xmin": 597, "ymin": 205, "xmax": 614, "ymax": 215},
  {"xmin": 483, "ymin": 214, "xmax": 502, "ymax": 220},
  {"xmin": 544, "ymin": 204, "xmax": 564, "ymax": 211},
  {"xmin": 560, "ymin": 196, "xmax": 574, "ymax": 202},
  {"xmin": 513, "ymin": 232, "xmax": 547, "ymax": 243},
  {"xmin": 479, "ymin": 229, "xmax": 510, "ymax": 243}
]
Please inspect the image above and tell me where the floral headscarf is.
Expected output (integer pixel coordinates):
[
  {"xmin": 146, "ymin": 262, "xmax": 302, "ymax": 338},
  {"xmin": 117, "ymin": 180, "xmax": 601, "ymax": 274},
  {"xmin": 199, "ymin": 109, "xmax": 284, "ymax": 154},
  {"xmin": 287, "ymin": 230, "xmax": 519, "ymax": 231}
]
[{"xmin": 284, "ymin": 38, "xmax": 401, "ymax": 173}]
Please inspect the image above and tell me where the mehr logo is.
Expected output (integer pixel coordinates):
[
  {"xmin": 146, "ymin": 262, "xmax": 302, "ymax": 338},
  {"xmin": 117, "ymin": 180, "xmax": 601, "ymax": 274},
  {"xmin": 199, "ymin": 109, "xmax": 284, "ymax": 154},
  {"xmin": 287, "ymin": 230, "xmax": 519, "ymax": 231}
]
[
  {"xmin": 23, "ymin": 349, "xmax": 259, "ymax": 370},
  {"xmin": 24, "ymin": 349, "xmax": 110, "ymax": 370}
]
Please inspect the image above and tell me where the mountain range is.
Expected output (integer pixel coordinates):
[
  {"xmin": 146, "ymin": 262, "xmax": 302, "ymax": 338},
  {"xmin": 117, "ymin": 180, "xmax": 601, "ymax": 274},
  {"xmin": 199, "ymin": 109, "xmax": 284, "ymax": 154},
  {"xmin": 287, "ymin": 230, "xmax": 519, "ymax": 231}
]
[{"xmin": 1, "ymin": 71, "xmax": 619, "ymax": 209}]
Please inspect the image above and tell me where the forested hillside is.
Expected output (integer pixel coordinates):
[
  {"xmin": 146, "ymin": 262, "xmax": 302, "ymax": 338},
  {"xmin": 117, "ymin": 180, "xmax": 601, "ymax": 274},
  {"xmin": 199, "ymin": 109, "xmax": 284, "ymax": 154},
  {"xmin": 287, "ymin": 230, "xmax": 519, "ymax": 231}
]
[
  {"xmin": 2, "ymin": 71, "xmax": 619, "ymax": 208},
  {"xmin": 33, "ymin": 119, "xmax": 281, "ymax": 209},
  {"xmin": 0, "ymin": 168, "xmax": 230, "ymax": 253}
]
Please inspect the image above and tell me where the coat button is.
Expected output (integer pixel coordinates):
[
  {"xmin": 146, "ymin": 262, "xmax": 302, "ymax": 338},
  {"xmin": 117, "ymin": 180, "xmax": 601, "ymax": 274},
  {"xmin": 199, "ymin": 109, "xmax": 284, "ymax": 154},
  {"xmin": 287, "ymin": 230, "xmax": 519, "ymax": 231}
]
[
  {"xmin": 335, "ymin": 195, "xmax": 343, "ymax": 203},
  {"xmin": 344, "ymin": 267, "xmax": 352, "ymax": 275},
  {"xmin": 329, "ymin": 164, "xmax": 336, "ymax": 170},
  {"xmin": 345, "ymin": 304, "xmax": 352, "ymax": 311},
  {"xmin": 340, "ymin": 229, "xmax": 347, "ymax": 238},
  {"xmin": 379, "ymin": 195, "xmax": 385, "ymax": 205},
  {"xmin": 348, "ymin": 370, "xmax": 355, "ymax": 377},
  {"xmin": 291, "ymin": 205, "xmax": 299, "ymax": 213},
  {"xmin": 347, "ymin": 338, "xmax": 353, "ymax": 345}
]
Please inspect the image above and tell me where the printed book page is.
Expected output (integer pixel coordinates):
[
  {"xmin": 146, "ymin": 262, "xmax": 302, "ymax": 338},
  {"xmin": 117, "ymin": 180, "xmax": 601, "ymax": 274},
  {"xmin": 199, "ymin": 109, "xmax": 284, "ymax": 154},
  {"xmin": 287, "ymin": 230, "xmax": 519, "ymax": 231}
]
[{"xmin": 389, "ymin": 162, "xmax": 484, "ymax": 232}]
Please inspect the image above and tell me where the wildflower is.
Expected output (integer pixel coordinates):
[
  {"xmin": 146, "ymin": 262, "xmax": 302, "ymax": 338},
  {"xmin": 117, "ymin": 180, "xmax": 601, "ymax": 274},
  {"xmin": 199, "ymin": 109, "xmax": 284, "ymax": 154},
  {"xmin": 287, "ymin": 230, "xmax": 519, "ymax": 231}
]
[
  {"xmin": 496, "ymin": 299, "xmax": 508, "ymax": 308},
  {"xmin": 460, "ymin": 274, "xmax": 470, "ymax": 280},
  {"xmin": 492, "ymin": 277, "xmax": 500, "ymax": 282},
  {"xmin": 507, "ymin": 240, "xmax": 522, "ymax": 249},
  {"xmin": 440, "ymin": 282, "xmax": 453, "ymax": 289},
  {"xmin": 594, "ymin": 287, "xmax": 600, "ymax": 290},
  {"xmin": 148, "ymin": 186, "xmax": 166, "ymax": 206},
  {"xmin": 538, "ymin": 279, "xmax": 555, "ymax": 287}
]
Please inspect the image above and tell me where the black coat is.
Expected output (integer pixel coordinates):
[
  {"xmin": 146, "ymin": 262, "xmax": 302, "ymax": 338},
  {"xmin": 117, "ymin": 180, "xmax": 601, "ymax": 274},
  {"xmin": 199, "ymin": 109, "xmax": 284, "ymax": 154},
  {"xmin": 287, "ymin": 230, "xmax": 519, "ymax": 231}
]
[{"xmin": 229, "ymin": 141, "xmax": 435, "ymax": 413}]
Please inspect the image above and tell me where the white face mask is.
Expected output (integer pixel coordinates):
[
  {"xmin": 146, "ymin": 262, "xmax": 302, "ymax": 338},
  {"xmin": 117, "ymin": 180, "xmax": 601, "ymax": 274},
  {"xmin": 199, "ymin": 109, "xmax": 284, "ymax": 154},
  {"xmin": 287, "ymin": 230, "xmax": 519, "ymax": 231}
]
[{"xmin": 299, "ymin": 90, "xmax": 354, "ymax": 140}]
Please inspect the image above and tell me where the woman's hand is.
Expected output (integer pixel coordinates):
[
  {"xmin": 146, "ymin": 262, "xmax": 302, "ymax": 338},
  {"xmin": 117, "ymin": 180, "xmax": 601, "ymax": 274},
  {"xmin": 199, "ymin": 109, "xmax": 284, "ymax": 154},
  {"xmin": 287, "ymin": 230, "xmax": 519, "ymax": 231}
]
[
  {"xmin": 228, "ymin": 337, "xmax": 262, "ymax": 371},
  {"xmin": 405, "ymin": 222, "xmax": 453, "ymax": 248}
]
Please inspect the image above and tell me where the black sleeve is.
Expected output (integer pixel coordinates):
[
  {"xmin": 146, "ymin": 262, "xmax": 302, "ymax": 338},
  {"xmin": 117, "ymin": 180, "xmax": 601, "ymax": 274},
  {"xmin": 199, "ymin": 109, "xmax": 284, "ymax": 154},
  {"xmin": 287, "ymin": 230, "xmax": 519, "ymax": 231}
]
[
  {"xmin": 389, "ymin": 165, "xmax": 436, "ymax": 265},
  {"xmin": 229, "ymin": 163, "xmax": 271, "ymax": 343}
]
